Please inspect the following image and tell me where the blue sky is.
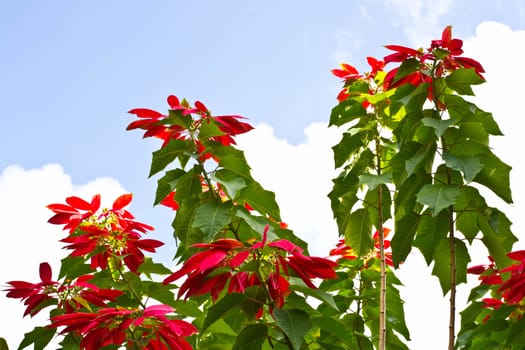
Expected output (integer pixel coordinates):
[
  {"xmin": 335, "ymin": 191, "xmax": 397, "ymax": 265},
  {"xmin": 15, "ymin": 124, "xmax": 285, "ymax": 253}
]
[{"xmin": 2, "ymin": 1, "xmax": 525, "ymax": 349}]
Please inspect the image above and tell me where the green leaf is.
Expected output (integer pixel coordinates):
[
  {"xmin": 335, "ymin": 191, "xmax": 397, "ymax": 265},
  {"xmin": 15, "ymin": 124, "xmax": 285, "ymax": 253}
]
[
  {"xmin": 405, "ymin": 142, "xmax": 436, "ymax": 177},
  {"xmin": 358, "ymin": 173, "xmax": 392, "ymax": 191},
  {"xmin": 330, "ymin": 98, "xmax": 367, "ymax": 127},
  {"xmin": 392, "ymin": 58, "xmax": 420, "ymax": 85},
  {"xmin": 192, "ymin": 202, "xmax": 233, "ymax": 241},
  {"xmin": 0, "ymin": 338, "xmax": 7, "ymax": 350},
  {"xmin": 58, "ymin": 255, "xmax": 91, "ymax": 280},
  {"xmin": 149, "ymin": 139, "xmax": 193, "ymax": 177},
  {"xmin": 332, "ymin": 132, "xmax": 367, "ymax": 168},
  {"xmin": 212, "ymin": 168, "xmax": 247, "ymax": 199},
  {"xmin": 217, "ymin": 148, "xmax": 253, "ymax": 180},
  {"xmin": 239, "ymin": 286, "xmax": 266, "ymax": 320},
  {"xmin": 413, "ymin": 210, "xmax": 449, "ymax": 264},
  {"xmin": 478, "ymin": 210, "xmax": 517, "ymax": 268},
  {"xmin": 239, "ymin": 182, "xmax": 281, "ymax": 220},
  {"xmin": 137, "ymin": 257, "xmax": 172, "ymax": 275},
  {"xmin": 232, "ymin": 324, "xmax": 268, "ymax": 350},
  {"xmin": 421, "ymin": 117, "xmax": 457, "ymax": 137},
  {"xmin": 456, "ymin": 211, "xmax": 479, "ymax": 242},
  {"xmin": 172, "ymin": 197, "xmax": 201, "ymax": 257},
  {"xmin": 144, "ymin": 282, "xmax": 177, "ymax": 307},
  {"xmin": 443, "ymin": 152, "xmax": 482, "ymax": 183},
  {"xmin": 199, "ymin": 118, "xmax": 225, "ymax": 139},
  {"xmin": 431, "ymin": 238, "xmax": 470, "ymax": 294},
  {"xmin": 18, "ymin": 327, "xmax": 55, "ymax": 350},
  {"xmin": 416, "ymin": 184, "xmax": 460, "ymax": 217},
  {"xmin": 273, "ymin": 308, "xmax": 313, "ymax": 350},
  {"xmin": 289, "ymin": 278, "xmax": 339, "ymax": 311},
  {"xmin": 154, "ymin": 168, "xmax": 186, "ymax": 205},
  {"xmin": 203, "ymin": 293, "xmax": 245, "ymax": 331},
  {"xmin": 311, "ymin": 316, "xmax": 357, "ymax": 346},
  {"xmin": 445, "ymin": 68, "xmax": 484, "ymax": 95},
  {"xmin": 391, "ymin": 212, "xmax": 420, "ymax": 266},
  {"xmin": 167, "ymin": 109, "xmax": 192, "ymax": 129},
  {"xmin": 473, "ymin": 151, "xmax": 513, "ymax": 203},
  {"xmin": 343, "ymin": 208, "xmax": 373, "ymax": 257}
]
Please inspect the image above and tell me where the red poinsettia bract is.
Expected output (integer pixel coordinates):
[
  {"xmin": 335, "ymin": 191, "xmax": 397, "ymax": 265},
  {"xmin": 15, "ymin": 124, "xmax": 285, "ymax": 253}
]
[
  {"xmin": 331, "ymin": 57, "xmax": 386, "ymax": 103},
  {"xmin": 47, "ymin": 194, "xmax": 163, "ymax": 273},
  {"xmin": 4, "ymin": 263, "xmax": 122, "ymax": 317},
  {"xmin": 127, "ymin": 94, "xmax": 253, "ymax": 160},
  {"xmin": 382, "ymin": 25, "xmax": 485, "ymax": 95},
  {"xmin": 330, "ymin": 228, "xmax": 394, "ymax": 267},
  {"xmin": 163, "ymin": 225, "xmax": 337, "ymax": 309},
  {"xmin": 468, "ymin": 251, "xmax": 525, "ymax": 312},
  {"xmin": 50, "ymin": 304, "xmax": 197, "ymax": 350}
]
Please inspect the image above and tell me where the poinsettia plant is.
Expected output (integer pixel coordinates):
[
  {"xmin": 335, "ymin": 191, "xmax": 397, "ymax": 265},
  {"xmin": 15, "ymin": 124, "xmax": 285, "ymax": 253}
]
[{"xmin": 3, "ymin": 25, "xmax": 524, "ymax": 350}]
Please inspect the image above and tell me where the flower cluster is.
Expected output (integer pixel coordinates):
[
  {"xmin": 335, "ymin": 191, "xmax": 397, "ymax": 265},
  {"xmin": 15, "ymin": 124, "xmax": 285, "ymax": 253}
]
[
  {"xmin": 47, "ymin": 194, "xmax": 163, "ymax": 272},
  {"xmin": 127, "ymin": 94, "xmax": 253, "ymax": 161},
  {"xmin": 468, "ymin": 251, "xmax": 525, "ymax": 313},
  {"xmin": 4, "ymin": 194, "xmax": 197, "ymax": 350},
  {"xmin": 163, "ymin": 225, "xmax": 337, "ymax": 309},
  {"xmin": 331, "ymin": 56, "xmax": 385, "ymax": 103},
  {"xmin": 333, "ymin": 26, "xmax": 485, "ymax": 106},
  {"xmin": 4, "ymin": 263, "xmax": 122, "ymax": 317},
  {"xmin": 50, "ymin": 304, "xmax": 197, "ymax": 350},
  {"xmin": 330, "ymin": 228, "xmax": 394, "ymax": 267}
]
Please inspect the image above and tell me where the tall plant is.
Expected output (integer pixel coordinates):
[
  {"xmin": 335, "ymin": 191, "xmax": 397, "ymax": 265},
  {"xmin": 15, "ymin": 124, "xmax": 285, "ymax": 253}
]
[{"xmin": 2, "ymin": 26, "xmax": 521, "ymax": 350}]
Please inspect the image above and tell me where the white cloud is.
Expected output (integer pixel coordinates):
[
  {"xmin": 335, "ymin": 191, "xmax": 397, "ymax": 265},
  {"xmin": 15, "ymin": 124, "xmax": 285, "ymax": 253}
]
[
  {"xmin": 0, "ymin": 164, "xmax": 126, "ymax": 349},
  {"xmin": 332, "ymin": 28, "xmax": 363, "ymax": 63},
  {"xmin": 385, "ymin": 0, "xmax": 455, "ymax": 45}
]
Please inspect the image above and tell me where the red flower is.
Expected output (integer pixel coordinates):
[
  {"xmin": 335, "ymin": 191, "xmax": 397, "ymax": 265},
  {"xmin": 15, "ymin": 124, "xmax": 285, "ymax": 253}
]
[
  {"xmin": 383, "ymin": 45, "xmax": 422, "ymax": 64},
  {"xmin": 164, "ymin": 225, "xmax": 337, "ymax": 309},
  {"xmin": 47, "ymin": 194, "xmax": 101, "ymax": 233},
  {"xmin": 127, "ymin": 95, "xmax": 254, "ymax": 161},
  {"xmin": 330, "ymin": 228, "xmax": 394, "ymax": 267},
  {"xmin": 4, "ymin": 264, "xmax": 122, "ymax": 316},
  {"xmin": 48, "ymin": 194, "xmax": 162, "ymax": 273},
  {"xmin": 4, "ymin": 262, "xmax": 58, "ymax": 316},
  {"xmin": 50, "ymin": 305, "xmax": 196, "ymax": 350},
  {"xmin": 331, "ymin": 63, "xmax": 362, "ymax": 81}
]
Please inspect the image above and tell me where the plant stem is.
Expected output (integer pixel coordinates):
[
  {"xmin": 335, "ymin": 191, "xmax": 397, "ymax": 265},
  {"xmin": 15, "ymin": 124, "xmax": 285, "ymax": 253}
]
[
  {"xmin": 375, "ymin": 136, "xmax": 387, "ymax": 350},
  {"xmin": 446, "ymin": 168, "xmax": 456, "ymax": 350}
]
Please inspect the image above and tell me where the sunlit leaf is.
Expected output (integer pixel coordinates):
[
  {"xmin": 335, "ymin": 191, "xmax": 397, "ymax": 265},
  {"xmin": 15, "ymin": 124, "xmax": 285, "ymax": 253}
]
[
  {"xmin": 193, "ymin": 202, "xmax": 233, "ymax": 241},
  {"xmin": 414, "ymin": 210, "xmax": 449, "ymax": 264},
  {"xmin": 392, "ymin": 212, "xmax": 420, "ymax": 266},
  {"xmin": 416, "ymin": 184, "xmax": 460, "ymax": 217},
  {"xmin": 344, "ymin": 208, "xmax": 373, "ymax": 257},
  {"xmin": 149, "ymin": 139, "xmax": 193, "ymax": 177},
  {"xmin": 474, "ymin": 152, "xmax": 512, "ymax": 203},
  {"xmin": 445, "ymin": 68, "xmax": 484, "ymax": 95},
  {"xmin": 443, "ymin": 152, "xmax": 482, "ymax": 183},
  {"xmin": 431, "ymin": 238, "xmax": 470, "ymax": 294}
]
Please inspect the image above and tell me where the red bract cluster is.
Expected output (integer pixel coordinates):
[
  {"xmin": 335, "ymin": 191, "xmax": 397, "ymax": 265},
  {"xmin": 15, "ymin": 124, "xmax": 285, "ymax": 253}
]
[
  {"xmin": 468, "ymin": 251, "xmax": 525, "ymax": 311},
  {"xmin": 4, "ymin": 262, "xmax": 57, "ymax": 316},
  {"xmin": 50, "ymin": 304, "xmax": 197, "ymax": 350},
  {"xmin": 330, "ymin": 228, "xmax": 394, "ymax": 267},
  {"xmin": 4, "ymin": 263, "xmax": 121, "ymax": 317},
  {"xmin": 331, "ymin": 57, "xmax": 385, "ymax": 103},
  {"xmin": 47, "ymin": 194, "xmax": 163, "ymax": 272},
  {"xmin": 383, "ymin": 26, "xmax": 485, "ymax": 93},
  {"xmin": 163, "ymin": 225, "xmax": 337, "ymax": 308},
  {"xmin": 127, "ymin": 94, "xmax": 253, "ymax": 160}
]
